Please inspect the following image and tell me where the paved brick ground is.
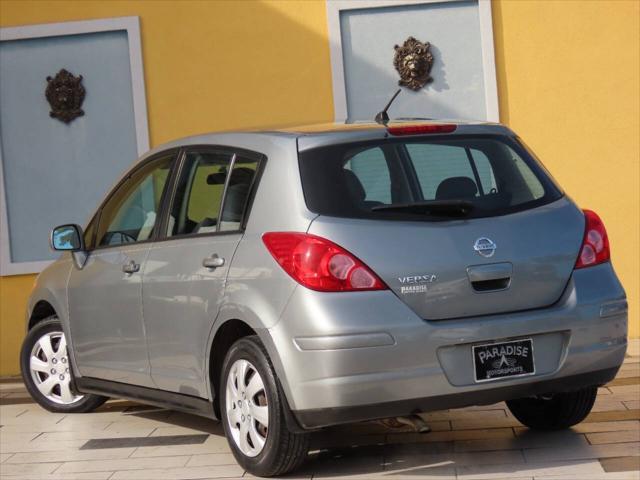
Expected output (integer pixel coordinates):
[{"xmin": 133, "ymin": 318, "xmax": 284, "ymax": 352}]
[{"xmin": 1, "ymin": 341, "xmax": 638, "ymax": 480}]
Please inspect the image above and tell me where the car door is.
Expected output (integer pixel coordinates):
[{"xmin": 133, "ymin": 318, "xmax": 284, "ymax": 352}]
[
  {"xmin": 67, "ymin": 152, "xmax": 175, "ymax": 387},
  {"xmin": 142, "ymin": 148, "xmax": 262, "ymax": 396}
]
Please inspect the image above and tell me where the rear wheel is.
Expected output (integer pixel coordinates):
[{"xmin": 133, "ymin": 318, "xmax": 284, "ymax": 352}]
[
  {"xmin": 506, "ymin": 387, "xmax": 597, "ymax": 430},
  {"xmin": 20, "ymin": 317, "xmax": 107, "ymax": 413},
  {"xmin": 220, "ymin": 336, "xmax": 309, "ymax": 477}
]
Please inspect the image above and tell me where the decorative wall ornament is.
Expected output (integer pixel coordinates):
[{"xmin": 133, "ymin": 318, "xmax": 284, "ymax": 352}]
[
  {"xmin": 393, "ymin": 37, "xmax": 434, "ymax": 91},
  {"xmin": 45, "ymin": 69, "xmax": 85, "ymax": 123}
]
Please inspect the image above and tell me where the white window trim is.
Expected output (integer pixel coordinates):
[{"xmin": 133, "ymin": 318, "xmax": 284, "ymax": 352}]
[
  {"xmin": 326, "ymin": 0, "xmax": 499, "ymax": 123},
  {"xmin": 0, "ymin": 16, "xmax": 150, "ymax": 276}
]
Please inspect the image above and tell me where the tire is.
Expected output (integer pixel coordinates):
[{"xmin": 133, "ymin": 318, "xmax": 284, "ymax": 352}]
[
  {"xmin": 506, "ymin": 386, "xmax": 598, "ymax": 430},
  {"xmin": 20, "ymin": 317, "xmax": 107, "ymax": 413},
  {"xmin": 220, "ymin": 336, "xmax": 309, "ymax": 477}
]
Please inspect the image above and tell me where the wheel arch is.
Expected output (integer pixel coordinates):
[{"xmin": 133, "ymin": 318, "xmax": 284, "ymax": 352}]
[
  {"xmin": 208, "ymin": 318, "xmax": 257, "ymax": 418},
  {"xmin": 28, "ymin": 300, "xmax": 57, "ymax": 330},
  {"xmin": 206, "ymin": 316, "xmax": 294, "ymax": 422},
  {"xmin": 26, "ymin": 269, "xmax": 77, "ymax": 377},
  {"xmin": 26, "ymin": 286, "xmax": 68, "ymax": 333},
  {"xmin": 25, "ymin": 260, "xmax": 73, "ymax": 333},
  {"xmin": 207, "ymin": 317, "xmax": 304, "ymax": 433}
]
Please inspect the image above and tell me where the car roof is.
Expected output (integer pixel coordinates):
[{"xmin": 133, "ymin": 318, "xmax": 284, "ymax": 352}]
[{"xmin": 143, "ymin": 120, "xmax": 514, "ymax": 160}]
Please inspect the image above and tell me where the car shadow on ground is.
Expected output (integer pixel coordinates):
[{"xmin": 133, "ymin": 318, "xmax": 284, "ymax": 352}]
[
  {"xmin": 100, "ymin": 400, "xmax": 617, "ymax": 479},
  {"xmin": 2, "ymin": 373, "xmax": 638, "ymax": 478}
]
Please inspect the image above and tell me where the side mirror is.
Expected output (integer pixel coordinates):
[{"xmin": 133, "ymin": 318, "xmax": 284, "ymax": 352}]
[{"xmin": 51, "ymin": 224, "xmax": 84, "ymax": 252}]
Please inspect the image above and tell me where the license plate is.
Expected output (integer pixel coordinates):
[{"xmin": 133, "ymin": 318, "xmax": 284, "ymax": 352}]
[{"xmin": 472, "ymin": 338, "xmax": 535, "ymax": 382}]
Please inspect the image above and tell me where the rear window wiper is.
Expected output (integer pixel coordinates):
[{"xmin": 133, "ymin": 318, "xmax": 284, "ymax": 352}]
[{"xmin": 370, "ymin": 199, "xmax": 474, "ymax": 216}]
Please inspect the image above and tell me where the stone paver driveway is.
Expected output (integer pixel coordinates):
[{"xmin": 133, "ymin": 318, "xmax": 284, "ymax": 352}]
[{"xmin": 1, "ymin": 341, "xmax": 638, "ymax": 480}]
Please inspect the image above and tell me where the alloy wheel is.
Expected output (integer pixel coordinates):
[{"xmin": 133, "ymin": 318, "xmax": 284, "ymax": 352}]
[{"xmin": 225, "ymin": 358, "xmax": 269, "ymax": 457}]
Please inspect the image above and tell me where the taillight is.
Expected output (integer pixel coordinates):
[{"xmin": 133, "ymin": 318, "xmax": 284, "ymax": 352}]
[
  {"xmin": 262, "ymin": 232, "xmax": 387, "ymax": 292},
  {"xmin": 575, "ymin": 210, "xmax": 610, "ymax": 269},
  {"xmin": 387, "ymin": 124, "xmax": 457, "ymax": 136}
]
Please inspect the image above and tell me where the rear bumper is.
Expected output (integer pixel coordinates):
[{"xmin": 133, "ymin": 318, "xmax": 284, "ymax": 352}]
[
  {"xmin": 265, "ymin": 262, "xmax": 627, "ymax": 429},
  {"xmin": 293, "ymin": 367, "xmax": 619, "ymax": 429}
]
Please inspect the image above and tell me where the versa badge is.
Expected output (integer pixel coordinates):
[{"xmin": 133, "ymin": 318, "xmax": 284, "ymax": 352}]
[{"xmin": 398, "ymin": 274, "xmax": 436, "ymax": 294}]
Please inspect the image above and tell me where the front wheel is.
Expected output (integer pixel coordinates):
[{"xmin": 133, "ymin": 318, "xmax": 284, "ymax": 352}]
[
  {"xmin": 20, "ymin": 317, "xmax": 107, "ymax": 413},
  {"xmin": 220, "ymin": 336, "xmax": 309, "ymax": 477},
  {"xmin": 506, "ymin": 386, "xmax": 598, "ymax": 430}
]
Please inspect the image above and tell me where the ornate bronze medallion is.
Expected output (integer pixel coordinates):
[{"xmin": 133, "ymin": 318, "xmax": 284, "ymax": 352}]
[
  {"xmin": 393, "ymin": 37, "xmax": 434, "ymax": 91},
  {"xmin": 45, "ymin": 69, "xmax": 85, "ymax": 124}
]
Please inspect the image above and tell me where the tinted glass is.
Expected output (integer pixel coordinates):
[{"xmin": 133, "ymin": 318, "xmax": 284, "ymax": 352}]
[
  {"xmin": 344, "ymin": 148, "xmax": 391, "ymax": 204},
  {"xmin": 219, "ymin": 156, "xmax": 260, "ymax": 232},
  {"xmin": 168, "ymin": 152, "xmax": 233, "ymax": 236},
  {"xmin": 472, "ymin": 149, "xmax": 497, "ymax": 193},
  {"xmin": 409, "ymin": 143, "xmax": 476, "ymax": 200},
  {"xmin": 96, "ymin": 155, "xmax": 173, "ymax": 246},
  {"xmin": 298, "ymin": 135, "xmax": 561, "ymax": 221}
]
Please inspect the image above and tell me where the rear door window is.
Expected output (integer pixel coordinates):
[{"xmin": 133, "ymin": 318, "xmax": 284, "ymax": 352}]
[
  {"xmin": 219, "ymin": 155, "xmax": 260, "ymax": 232},
  {"xmin": 167, "ymin": 150, "xmax": 262, "ymax": 237},
  {"xmin": 168, "ymin": 152, "xmax": 233, "ymax": 237}
]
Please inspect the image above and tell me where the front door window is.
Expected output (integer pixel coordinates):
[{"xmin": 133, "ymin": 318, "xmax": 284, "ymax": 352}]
[{"xmin": 95, "ymin": 155, "xmax": 173, "ymax": 247}]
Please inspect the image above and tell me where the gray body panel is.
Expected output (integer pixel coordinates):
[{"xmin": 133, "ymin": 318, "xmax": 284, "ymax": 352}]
[
  {"xmin": 307, "ymin": 198, "xmax": 584, "ymax": 320},
  {"xmin": 25, "ymin": 120, "xmax": 628, "ymax": 427},
  {"xmin": 269, "ymin": 262, "xmax": 626, "ymax": 411},
  {"xmin": 142, "ymin": 233, "xmax": 242, "ymax": 397},
  {"xmin": 67, "ymin": 245, "xmax": 154, "ymax": 387}
]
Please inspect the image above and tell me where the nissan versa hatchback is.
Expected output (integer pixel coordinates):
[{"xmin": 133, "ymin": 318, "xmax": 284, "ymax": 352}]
[{"xmin": 22, "ymin": 121, "xmax": 627, "ymax": 477}]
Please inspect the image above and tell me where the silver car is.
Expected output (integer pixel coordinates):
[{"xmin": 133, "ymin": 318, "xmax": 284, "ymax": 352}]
[{"xmin": 22, "ymin": 121, "xmax": 628, "ymax": 477}]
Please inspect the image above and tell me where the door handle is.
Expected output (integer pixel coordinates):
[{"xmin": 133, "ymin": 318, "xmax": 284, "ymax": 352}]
[
  {"xmin": 467, "ymin": 262, "xmax": 512, "ymax": 292},
  {"xmin": 466, "ymin": 262, "xmax": 513, "ymax": 282},
  {"xmin": 122, "ymin": 260, "xmax": 140, "ymax": 274},
  {"xmin": 202, "ymin": 254, "xmax": 225, "ymax": 269}
]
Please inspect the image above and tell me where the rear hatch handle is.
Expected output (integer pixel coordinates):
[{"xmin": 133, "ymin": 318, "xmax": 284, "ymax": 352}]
[{"xmin": 467, "ymin": 262, "xmax": 513, "ymax": 292}]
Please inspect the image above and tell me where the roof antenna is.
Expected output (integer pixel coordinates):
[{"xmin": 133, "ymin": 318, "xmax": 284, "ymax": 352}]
[{"xmin": 375, "ymin": 89, "xmax": 401, "ymax": 126}]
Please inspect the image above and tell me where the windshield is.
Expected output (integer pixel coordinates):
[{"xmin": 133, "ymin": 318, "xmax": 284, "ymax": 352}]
[{"xmin": 298, "ymin": 134, "xmax": 563, "ymax": 221}]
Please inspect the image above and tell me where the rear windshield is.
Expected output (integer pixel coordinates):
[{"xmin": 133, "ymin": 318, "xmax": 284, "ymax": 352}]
[{"xmin": 298, "ymin": 135, "xmax": 563, "ymax": 221}]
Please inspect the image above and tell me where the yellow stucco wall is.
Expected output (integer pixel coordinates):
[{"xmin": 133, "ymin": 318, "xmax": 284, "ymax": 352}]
[
  {"xmin": 491, "ymin": 0, "xmax": 639, "ymax": 339},
  {"xmin": 0, "ymin": 0, "xmax": 638, "ymax": 376}
]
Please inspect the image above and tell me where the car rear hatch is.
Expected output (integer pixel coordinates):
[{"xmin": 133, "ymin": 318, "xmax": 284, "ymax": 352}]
[{"xmin": 298, "ymin": 127, "xmax": 584, "ymax": 320}]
